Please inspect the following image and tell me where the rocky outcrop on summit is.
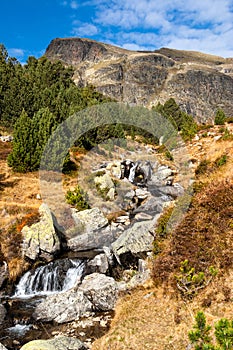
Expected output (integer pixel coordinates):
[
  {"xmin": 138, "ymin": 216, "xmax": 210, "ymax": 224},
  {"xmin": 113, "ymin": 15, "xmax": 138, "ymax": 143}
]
[{"xmin": 45, "ymin": 37, "xmax": 233, "ymax": 123}]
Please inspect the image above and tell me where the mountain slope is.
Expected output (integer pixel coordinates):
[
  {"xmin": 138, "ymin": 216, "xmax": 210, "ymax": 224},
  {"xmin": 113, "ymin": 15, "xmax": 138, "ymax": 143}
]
[{"xmin": 45, "ymin": 37, "xmax": 233, "ymax": 123}]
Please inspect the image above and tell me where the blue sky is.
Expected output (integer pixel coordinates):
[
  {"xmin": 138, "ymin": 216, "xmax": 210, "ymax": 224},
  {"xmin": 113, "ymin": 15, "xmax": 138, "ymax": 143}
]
[{"xmin": 1, "ymin": 0, "xmax": 233, "ymax": 63}]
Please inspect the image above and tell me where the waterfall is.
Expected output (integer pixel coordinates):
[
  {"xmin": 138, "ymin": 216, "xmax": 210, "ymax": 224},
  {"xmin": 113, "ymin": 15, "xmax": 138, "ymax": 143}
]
[
  {"xmin": 14, "ymin": 259, "xmax": 85, "ymax": 298},
  {"xmin": 128, "ymin": 163, "xmax": 137, "ymax": 183}
]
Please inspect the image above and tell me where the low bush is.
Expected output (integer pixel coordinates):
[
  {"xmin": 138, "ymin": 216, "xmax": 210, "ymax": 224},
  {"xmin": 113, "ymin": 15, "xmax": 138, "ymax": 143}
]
[
  {"xmin": 66, "ymin": 185, "xmax": 90, "ymax": 211},
  {"xmin": 189, "ymin": 311, "xmax": 233, "ymax": 350}
]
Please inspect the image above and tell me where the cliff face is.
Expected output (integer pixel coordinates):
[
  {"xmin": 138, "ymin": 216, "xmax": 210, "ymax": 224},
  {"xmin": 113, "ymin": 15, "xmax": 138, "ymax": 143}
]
[{"xmin": 45, "ymin": 37, "xmax": 233, "ymax": 123}]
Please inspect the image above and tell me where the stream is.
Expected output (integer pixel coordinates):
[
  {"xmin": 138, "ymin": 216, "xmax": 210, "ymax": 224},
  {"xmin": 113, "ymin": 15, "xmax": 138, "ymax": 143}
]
[{"xmin": 0, "ymin": 258, "xmax": 113, "ymax": 349}]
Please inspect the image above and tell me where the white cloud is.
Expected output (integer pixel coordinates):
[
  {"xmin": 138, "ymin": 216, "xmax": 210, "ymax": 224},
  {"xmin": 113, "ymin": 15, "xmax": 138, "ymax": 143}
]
[
  {"xmin": 70, "ymin": 1, "xmax": 78, "ymax": 9},
  {"xmin": 8, "ymin": 48, "xmax": 25, "ymax": 57},
  {"xmin": 72, "ymin": 22, "xmax": 99, "ymax": 36},
  {"xmin": 65, "ymin": 0, "xmax": 233, "ymax": 57}
]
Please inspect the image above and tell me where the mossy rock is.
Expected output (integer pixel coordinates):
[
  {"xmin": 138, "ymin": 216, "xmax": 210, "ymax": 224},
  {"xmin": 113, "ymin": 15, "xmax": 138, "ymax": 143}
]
[{"xmin": 20, "ymin": 340, "xmax": 56, "ymax": 350}]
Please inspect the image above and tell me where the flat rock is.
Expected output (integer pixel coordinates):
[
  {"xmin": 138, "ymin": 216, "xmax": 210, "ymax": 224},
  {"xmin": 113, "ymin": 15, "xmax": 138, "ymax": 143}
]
[{"xmin": 135, "ymin": 188, "xmax": 150, "ymax": 199}]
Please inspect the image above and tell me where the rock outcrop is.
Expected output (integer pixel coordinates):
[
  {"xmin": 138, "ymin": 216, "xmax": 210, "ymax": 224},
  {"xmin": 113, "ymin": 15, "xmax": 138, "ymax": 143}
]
[
  {"xmin": 21, "ymin": 204, "xmax": 60, "ymax": 261},
  {"xmin": 45, "ymin": 37, "xmax": 233, "ymax": 122}
]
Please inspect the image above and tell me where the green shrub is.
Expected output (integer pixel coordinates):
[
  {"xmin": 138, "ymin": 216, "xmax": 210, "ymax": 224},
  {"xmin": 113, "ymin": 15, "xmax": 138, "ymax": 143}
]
[
  {"xmin": 214, "ymin": 154, "xmax": 227, "ymax": 167},
  {"xmin": 221, "ymin": 128, "xmax": 233, "ymax": 141},
  {"xmin": 153, "ymin": 206, "xmax": 173, "ymax": 255},
  {"xmin": 214, "ymin": 109, "xmax": 226, "ymax": 125},
  {"xmin": 175, "ymin": 260, "xmax": 218, "ymax": 297},
  {"xmin": 66, "ymin": 185, "xmax": 89, "ymax": 211},
  {"xmin": 189, "ymin": 311, "xmax": 233, "ymax": 350}
]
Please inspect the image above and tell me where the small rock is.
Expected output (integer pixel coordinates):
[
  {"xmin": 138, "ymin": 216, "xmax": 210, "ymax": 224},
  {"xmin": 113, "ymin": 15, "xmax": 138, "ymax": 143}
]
[
  {"xmin": 115, "ymin": 215, "xmax": 130, "ymax": 224},
  {"xmin": 107, "ymin": 187, "xmax": 115, "ymax": 201},
  {"xmin": 135, "ymin": 188, "xmax": 150, "ymax": 199},
  {"xmin": 87, "ymin": 253, "xmax": 109, "ymax": 274}
]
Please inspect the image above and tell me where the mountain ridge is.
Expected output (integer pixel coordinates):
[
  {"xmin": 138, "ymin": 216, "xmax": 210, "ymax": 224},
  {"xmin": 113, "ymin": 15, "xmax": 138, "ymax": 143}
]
[{"xmin": 45, "ymin": 37, "xmax": 233, "ymax": 123}]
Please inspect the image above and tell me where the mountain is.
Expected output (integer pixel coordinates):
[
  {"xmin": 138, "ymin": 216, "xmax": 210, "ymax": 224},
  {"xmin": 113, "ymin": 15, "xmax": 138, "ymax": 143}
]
[{"xmin": 45, "ymin": 37, "xmax": 233, "ymax": 123}]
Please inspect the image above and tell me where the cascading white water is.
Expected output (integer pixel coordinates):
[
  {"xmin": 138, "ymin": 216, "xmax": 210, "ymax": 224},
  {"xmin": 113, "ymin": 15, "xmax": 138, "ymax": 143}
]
[
  {"xmin": 14, "ymin": 259, "xmax": 85, "ymax": 298},
  {"xmin": 128, "ymin": 163, "xmax": 137, "ymax": 183}
]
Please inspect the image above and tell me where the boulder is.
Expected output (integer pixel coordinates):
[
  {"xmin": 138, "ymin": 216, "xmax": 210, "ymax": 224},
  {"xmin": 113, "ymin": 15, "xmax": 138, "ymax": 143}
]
[
  {"xmin": 33, "ymin": 273, "xmax": 118, "ymax": 323},
  {"xmin": 33, "ymin": 290, "xmax": 93, "ymax": 323},
  {"xmin": 135, "ymin": 188, "xmax": 150, "ymax": 199},
  {"xmin": 111, "ymin": 218, "xmax": 159, "ymax": 258},
  {"xmin": 106, "ymin": 161, "xmax": 122, "ymax": 179},
  {"xmin": 21, "ymin": 204, "xmax": 60, "ymax": 261},
  {"xmin": 106, "ymin": 187, "xmax": 115, "ymax": 201},
  {"xmin": 71, "ymin": 207, "xmax": 108, "ymax": 233},
  {"xmin": 133, "ymin": 195, "xmax": 171, "ymax": 216},
  {"xmin": 0, "ymin": 304, "xmax": 6, "ymax": 325},
  {"xmin": 87, "ymin": 253, "xmax": 109, "ymax": 274},
  {"xmin": 20, "ymin": 337, "xmax": 87, "ymax": 350},
  {"xmin": 156, "ymin": 183, "xmax": 184, "ymax": 198},
  {"xmin": 79, "ymin": 273, "xmax": 118, "ymax": 311},
  {"xmin": 94, "ymin": 173, "xmax": 115, "ymax": 193},
  {"xmin": 148, "ymin": 165, "xmax": 173, "ymax": 185},
  {"xmin": 67, "ymin": 224, "xmax": 120, "ymax": 252}
]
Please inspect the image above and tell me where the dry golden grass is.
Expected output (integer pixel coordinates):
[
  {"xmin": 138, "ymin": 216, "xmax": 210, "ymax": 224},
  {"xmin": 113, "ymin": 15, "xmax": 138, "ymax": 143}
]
[{"xmin": 92, "ymin": 271, "xmax": 233, "ymax": 350}]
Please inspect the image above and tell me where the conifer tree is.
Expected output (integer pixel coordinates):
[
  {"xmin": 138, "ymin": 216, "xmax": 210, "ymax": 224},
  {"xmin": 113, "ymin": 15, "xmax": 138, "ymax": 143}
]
[{"xmin": 7, "ymin": 109, "xmax": 33, "ymax": 172}]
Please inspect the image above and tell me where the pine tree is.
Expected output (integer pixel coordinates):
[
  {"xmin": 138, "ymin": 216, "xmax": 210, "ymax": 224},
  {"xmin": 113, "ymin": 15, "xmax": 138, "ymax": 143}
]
[{"xmin": 7, "ymin": 109, "xmax": 33, "ymax": 172}]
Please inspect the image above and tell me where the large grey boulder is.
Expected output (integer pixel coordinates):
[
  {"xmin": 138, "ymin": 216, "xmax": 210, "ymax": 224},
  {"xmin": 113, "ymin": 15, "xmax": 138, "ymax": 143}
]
[
  {"xmin": 33, "ymin": 273, "xmax": 118, "ymax": 323},
  {"xmin": 156, "ymin": 183, "xmax": 184, "ymax": 198},
  {"xmin": 67, "ymin": 224, "xmax": 120, "ymax": 252},
  {"xmin": 111, "ymin": 218, "xmax": 160, "ymax": 259},
  {"xmin": 20, "ymin": 336, "xmax": 87, "ymax": 350},
  {"xmin": 33, "ymin": 289, "xmax": 92, "ymax": 323},
  {"xmin": 0, "ymin": 304, "xmax": 6, "ymax": 325},
  {"xmin": 79, "ymin": 273, "xmax": 118, "ymax": 311},
  {"xmin": 148, "ymin": 165, "xmax": 173, "ymax": 186},
  {"xmin": 133, "ymin": 195, "xmax": 171, "ymax": 216},
  {"xmin": 21, "ymin": 204, "xmax": 60, "ymax": 261}
]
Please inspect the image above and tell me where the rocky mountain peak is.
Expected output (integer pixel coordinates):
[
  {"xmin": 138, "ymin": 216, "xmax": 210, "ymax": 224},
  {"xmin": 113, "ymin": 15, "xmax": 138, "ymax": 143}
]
[{"xmin": 45, "ymin": 37, "xmax": 233, "ymax": 123}]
